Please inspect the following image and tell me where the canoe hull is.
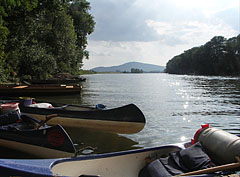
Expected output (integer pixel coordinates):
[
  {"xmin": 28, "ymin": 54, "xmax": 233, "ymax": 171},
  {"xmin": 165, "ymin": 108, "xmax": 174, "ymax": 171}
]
[
  {"xmin": 51, "ymin": 144, "xmax": 184, "ymax": 177},
  {"xmin": 27, "ymin": 113, "xmax": 145, "ymax": 134},
  {"xmin": 0, "ymin": 85, "xmax": 81, "ymax": 96},
  {"xmin": 0, "ymin": 143, "xmax": 184, "ymax": 177},
  {"xmin": 19, "ymin": 103, "xmax": 146, "ymax": 134},
  {"xmin": 0, "ymin": 138, "xmax": 73, "ymax": 158},
  {"xmin": 27, "ymin": 78, "xmax": 86, "ymax": 85},
  {"xmin": 0, "ymin": 115, "xmax": 76, "ymax": 158}
]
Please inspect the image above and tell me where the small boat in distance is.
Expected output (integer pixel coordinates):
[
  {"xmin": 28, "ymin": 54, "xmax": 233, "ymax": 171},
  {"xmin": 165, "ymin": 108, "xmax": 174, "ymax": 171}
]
[
  {"xmin": 23, "ymin": 78, "xmax": 86, "ymax": 85},
  {"xmin": 0, "ymin": 126, "xmax": 239, "ymax": 177},
  {"xmin": 0, "ymin": 112, "xmax": 76, "ymax": 158}
]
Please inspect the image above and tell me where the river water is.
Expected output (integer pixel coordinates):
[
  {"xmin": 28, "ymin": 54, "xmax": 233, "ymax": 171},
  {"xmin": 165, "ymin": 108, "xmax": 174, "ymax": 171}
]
[{"xmin": 36, "ymin": 73, "xmax": 240, "ymax": 155}]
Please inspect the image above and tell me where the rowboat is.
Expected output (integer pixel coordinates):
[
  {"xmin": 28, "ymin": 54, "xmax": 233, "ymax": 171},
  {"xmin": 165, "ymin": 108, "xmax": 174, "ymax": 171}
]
[
  {"xmin": 16, "ymin": 101, "xmax": 146, "ymax": 134},
  {"xmin": 23, "ymin": 73, "xmax": 86, "ymax": 85},
  {"xmin": 0, "ymin": 112, "xmax": 76, "ymax": 158},
  {"xmin": 24, "ymin": 78, "xmax": 86, "ymax": 85},
  {"xmin": 0, "ymin": 125, "xmax": 239, "ymax": 177},
  {"xmin": 0, "ymin": 84, "xmax": 82, "ymax": 96}
]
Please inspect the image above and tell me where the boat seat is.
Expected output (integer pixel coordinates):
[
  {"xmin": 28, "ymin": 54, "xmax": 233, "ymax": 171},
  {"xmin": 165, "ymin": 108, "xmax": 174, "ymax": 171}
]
[
  {"xmin": 19, "ymin": 114, "xmax": 39, "ymax": 130},
  {"xmin": 138, "ymin": 142, "xmax": 213, "ymax": 177}
]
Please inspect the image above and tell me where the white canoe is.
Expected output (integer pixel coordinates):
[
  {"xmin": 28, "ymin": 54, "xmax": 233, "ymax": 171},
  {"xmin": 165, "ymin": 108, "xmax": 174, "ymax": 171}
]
[{"xmin": 51, "ymin": 143, "xmax": 184, "ymax": 177}]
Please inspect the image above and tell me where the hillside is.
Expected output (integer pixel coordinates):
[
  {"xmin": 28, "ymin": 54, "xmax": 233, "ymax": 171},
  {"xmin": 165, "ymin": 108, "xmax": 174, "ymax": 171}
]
[{"xmin": 91, "ymin": 62, "xmax": 165, "ymax": 73}]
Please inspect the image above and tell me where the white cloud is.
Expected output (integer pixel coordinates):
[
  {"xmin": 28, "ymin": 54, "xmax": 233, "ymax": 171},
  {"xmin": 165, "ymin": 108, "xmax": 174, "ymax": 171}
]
[{"xmin": 146, "ymin": 21, "xmax": 174, "ymax": 35}]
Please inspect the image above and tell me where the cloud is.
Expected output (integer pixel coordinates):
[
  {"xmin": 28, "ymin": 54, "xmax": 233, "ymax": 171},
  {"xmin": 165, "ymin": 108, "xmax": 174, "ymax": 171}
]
[
  {"xmin": 84, "ymin": 0, "xmax": 239, "ymax": 69},
  {"xmin": 145, "ymin": 18, "xmax": 238, "ymax": 47},
  {"xmin": 213, "ymin": 7, "xmax": 240, "ymax": 31},
  {"xmin": 88, "ymin": 0, "xmax": 159, "ymax": 42}
]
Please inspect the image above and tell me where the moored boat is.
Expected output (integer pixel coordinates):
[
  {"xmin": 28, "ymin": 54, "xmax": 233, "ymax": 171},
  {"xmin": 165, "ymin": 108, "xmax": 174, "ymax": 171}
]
[
  {"xmin": 0, "ymin": 84, "xmax": 82, "ymax": 96},
  {"xmin": 0, "ymin": 112, "xmax": 76, "ymax": 158},
  {"xmin": 24, "ymin": 78, "xmax": 86, "ymax": 85},
  {"xmin": 0, "ymin": 125, "xmax": 239, "ymax": 177},
  {"xmin": 10, "ymin": 100, "xmax": 146, "ymax": 134}
]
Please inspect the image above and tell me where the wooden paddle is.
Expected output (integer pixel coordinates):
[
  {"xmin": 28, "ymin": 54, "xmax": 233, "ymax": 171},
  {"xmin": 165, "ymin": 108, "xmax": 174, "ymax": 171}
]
[
  {"xmin": 36, "ymin": 114, "xmax": 58, "ymax": 130},
  {"xmin": 176, "ymin": 156, "xmax": 240, "ymax": 176}
]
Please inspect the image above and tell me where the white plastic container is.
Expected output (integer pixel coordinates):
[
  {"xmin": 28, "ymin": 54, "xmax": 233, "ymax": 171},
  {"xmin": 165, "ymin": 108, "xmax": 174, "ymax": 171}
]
[
  {"xmin": 198, "ymin": 127, "xmax": 240, "ymax": 164},
  {"xmin": 28, "ymin": 103, "xmax": 53, "ymax": 108}
]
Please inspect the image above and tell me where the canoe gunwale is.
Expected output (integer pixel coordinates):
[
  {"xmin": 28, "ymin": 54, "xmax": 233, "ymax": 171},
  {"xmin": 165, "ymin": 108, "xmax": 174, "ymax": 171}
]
[{"xmin": 50, "ymin": 143, "xmax": 184, "ymax": 168}]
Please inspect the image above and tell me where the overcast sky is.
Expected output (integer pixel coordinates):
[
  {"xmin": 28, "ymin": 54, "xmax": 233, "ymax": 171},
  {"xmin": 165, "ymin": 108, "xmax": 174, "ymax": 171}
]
[{"xmin": 83, "ymin": 0, "xmax": 240, "ymax": 69}]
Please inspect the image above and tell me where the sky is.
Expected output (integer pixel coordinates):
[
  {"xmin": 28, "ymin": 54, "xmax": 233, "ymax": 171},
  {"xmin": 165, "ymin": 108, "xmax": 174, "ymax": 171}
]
[{"xmin": 83, "ymin": 0, "xmax": 240, "ymax": 69}]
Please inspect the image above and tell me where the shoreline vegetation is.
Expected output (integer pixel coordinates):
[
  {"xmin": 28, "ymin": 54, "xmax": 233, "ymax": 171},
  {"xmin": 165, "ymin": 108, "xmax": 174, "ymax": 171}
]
[{"xmin": 165, "ymin": 35, "xmax": 240, "ymax": 76}]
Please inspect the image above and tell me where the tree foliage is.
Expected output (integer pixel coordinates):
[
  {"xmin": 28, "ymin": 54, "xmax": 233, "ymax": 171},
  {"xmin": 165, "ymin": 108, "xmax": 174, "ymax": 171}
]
[
  {"xmin": 166, "ymin": 35, "xmax": 240, "ymax": 76},
  {"xmin": 131, "ymin": 68, "xmax": 143, "ymax": 73},
  {"xmin": 0, "ymin": 0, "xmax": 95, "ymax": 82},
  {"xmin": 0, "ymin": 0, "xmax": 38, "ymax": 82}
]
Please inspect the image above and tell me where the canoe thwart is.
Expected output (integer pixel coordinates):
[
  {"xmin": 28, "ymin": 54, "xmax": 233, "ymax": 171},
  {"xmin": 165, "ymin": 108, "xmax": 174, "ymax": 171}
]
[{"xmin": 36, "ymin": 114, "xmax": 58, "ymax": 130}]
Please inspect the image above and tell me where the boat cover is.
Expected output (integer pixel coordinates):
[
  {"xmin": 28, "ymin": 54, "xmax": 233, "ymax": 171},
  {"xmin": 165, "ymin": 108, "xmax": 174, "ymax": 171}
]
[
  {"xmin": 0, "ymin": 111, "xmax": 21, "ymax": 126},
  {"xmin": 138, "ymin": 142, "xmax": 212, "ymax": 177}
]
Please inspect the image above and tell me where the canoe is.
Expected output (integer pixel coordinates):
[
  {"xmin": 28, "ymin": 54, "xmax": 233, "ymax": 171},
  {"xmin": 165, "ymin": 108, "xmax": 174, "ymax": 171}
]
[
  {"xmin": 24, "ymin": 78, "xmax": 86, "ymax": 85},
  {"xmin": 0, "ymin": 112, "xmax": 76, "ymax": 158},
  {"xmin": 0, "ymin": 143, "xmax": 184, "ymax": 177},
  {"xmin": 0, "ymin": 85, "xmax": 82, "ymax": 96},
  {"xmin": 17, "ymin": 101, "xmax": 146, "ymax": 134},
  {"xmin": 0, "ymin": 126, "xmax": 239, "ymax": 177}
]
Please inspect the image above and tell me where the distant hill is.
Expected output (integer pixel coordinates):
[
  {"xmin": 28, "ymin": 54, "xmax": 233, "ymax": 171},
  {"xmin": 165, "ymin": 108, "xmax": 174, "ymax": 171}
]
[{"xmin": 91, "ymin": 62, "xmax": 165, "ymax": 73}]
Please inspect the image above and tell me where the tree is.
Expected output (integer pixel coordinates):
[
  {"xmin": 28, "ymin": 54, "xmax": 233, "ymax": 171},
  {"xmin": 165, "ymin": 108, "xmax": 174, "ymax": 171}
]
[
  {"xmin": 131, "ymin": 68, "xmax": 143, "ymax": 73},
  {"xmin": 1, "ymin": 0, "xmax": 95, "ymax": 81},
  {"xmin": 166, "ymin": 35, "xmax": 240, "ymax": 76},
  {"xmin": 68, "ymin": 0, "xmax": 95, "ymax": 61},
  {"xmin": 18, "ymin": 44, "xmax": 56, "ymax": 79}
]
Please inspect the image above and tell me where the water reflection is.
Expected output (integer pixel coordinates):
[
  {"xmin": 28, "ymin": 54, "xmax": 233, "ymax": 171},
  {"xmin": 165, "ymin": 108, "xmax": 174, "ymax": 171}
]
[
  {"xmin": 64, "ymin": 127, "xmax": 140, "ymax": 155},
  {"xmin": 0, "ymin": 147, "xmax": 39, "ymax": 159},
  {"xmin": 181, "ymin": 75, "xmax": 240, "ymax": 134},
  {"xmin": 0, "ymin": 127, "xmax": 140, "ymax": 159}
]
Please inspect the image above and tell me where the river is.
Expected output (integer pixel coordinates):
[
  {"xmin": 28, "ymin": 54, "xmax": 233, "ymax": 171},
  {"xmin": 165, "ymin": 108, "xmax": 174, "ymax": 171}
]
[{"xmin": 35, "ymin": 73, "xmax": 240, "ymax": 155}]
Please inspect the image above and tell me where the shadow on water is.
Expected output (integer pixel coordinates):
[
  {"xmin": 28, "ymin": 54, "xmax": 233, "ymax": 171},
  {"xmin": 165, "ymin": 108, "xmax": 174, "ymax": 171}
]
[
  {"xmin": 0, "ymin": 147, "xmax": 41, "ymax": 159},
  {"xmin": 0, "ymin": 127, "xmax": 140, "ymax": 159},
  {"xmin": 64, "ymin": 127, "xmax": 140, "ymax": 155}
]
